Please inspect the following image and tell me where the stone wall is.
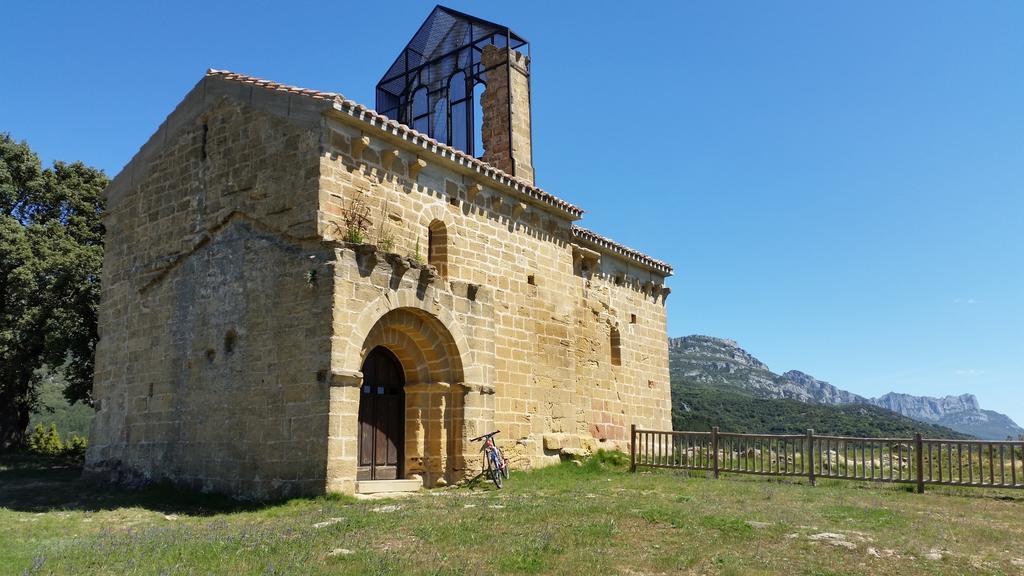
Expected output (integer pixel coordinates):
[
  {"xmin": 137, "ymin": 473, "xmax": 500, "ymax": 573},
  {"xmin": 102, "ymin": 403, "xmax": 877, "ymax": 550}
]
[
  {"xmin": 318, "ymin": 104, "xmax": 671, "ymax": 484},
  {"xmin": 87, "ymin": 79, "xmax": 336, "ymax": 499},
  {"xmin": 481, "ymin": 45, "xmax": 534, "ymax": 185},
  {"xmin": 324, "ymin": 245, "xmax": 495, "ymax": 491},
  {"xmin": 90, "ymin": 74, "xmax": 672, "ymax": 498}
]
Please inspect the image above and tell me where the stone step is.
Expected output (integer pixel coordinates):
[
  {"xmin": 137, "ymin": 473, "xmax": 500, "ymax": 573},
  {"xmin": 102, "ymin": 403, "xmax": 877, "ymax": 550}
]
[{"xmin": 355, "ymin": 479, "xmax": 423, "ymax": 494}]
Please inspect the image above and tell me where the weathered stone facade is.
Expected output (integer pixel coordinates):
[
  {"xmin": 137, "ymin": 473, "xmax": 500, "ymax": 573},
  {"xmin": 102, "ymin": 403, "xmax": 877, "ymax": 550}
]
[{"xmin": 87, "ymin": 63, "xmax": 672, "ymax": 499}]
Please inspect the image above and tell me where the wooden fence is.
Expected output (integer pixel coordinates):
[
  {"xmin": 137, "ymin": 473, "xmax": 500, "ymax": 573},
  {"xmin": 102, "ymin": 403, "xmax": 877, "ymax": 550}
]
[{"xmin": 630, "ymin": 426, "xmax": 1024, "ymax": 492}]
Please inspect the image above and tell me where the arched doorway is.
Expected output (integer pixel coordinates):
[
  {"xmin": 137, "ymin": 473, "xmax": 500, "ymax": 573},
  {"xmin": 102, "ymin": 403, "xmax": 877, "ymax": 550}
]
[
  {"xmin": 351, "ymin": 306, "xmax": 472, "ymax": 487},
  {"xmin": 357, "ymin": 346, "xmax": 405, "ymax": 481}
]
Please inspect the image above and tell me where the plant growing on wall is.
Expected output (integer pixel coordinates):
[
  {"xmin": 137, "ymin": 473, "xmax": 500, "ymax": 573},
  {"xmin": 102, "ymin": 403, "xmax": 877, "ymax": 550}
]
[
  {"xmin": 412, "ymin": 237, "xmax": 423, "ymax": 264},
  {"xmin": 375, "ymin": 199, "xmax": 396, "ymax": 252},
  {"xmin": 341, "ymin": 195, "xmax": 371, "ymax": 244}
]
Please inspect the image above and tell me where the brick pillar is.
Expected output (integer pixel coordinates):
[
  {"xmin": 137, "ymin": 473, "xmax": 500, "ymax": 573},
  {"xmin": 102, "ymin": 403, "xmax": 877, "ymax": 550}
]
[{"xmin": 481, "ymin": 45, "xmax": 534, "ymax": 185}]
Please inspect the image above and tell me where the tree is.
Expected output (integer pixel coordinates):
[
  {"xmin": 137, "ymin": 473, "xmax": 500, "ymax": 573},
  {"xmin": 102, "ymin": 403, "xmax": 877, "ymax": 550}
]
[{"xmin": 0, "ymin": 134, "xmax": 106, "ymax": 449}]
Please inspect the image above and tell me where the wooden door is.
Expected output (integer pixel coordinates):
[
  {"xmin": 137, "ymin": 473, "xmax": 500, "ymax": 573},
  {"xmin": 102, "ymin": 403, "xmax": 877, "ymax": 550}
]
[{"xmin": 357, "ymin": 347, "xmax": 405, "ymax": 481}]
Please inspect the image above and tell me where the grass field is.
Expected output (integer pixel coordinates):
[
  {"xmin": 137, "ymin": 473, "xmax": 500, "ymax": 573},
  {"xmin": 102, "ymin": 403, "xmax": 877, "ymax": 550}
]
[{"xmin": 2, "ymin": 453, "xmax": 1023, "ymax": 576}]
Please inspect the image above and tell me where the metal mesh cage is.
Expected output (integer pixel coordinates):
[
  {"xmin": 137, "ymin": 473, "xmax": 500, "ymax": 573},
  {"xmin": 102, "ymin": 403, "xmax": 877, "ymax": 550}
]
[{"xmin": 376, "ymin": 5, "xmax": 529, "ymax": 157}]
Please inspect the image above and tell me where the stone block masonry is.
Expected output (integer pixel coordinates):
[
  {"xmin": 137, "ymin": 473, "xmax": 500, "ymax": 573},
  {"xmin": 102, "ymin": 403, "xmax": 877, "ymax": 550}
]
[
  {"xmin": 87, "ymin": 68, "xmax": 673, "ymax": 499},
  {"xmin": 481, "ymin": 45, "xmax": 534, "ymax": 185}
]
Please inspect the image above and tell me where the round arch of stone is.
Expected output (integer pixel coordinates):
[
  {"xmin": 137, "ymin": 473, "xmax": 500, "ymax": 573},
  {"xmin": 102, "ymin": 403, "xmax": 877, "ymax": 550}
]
[
  {"xmin": 340, "ymin": 293, "xmax": 493, "ymax": 488},
  {"xmin": 343, "ymin": 290, "xmax": 484, "ymax": 386},
  {"xmin": 360, "ymin": 307, "xmax": 464, "ymax": 386}
]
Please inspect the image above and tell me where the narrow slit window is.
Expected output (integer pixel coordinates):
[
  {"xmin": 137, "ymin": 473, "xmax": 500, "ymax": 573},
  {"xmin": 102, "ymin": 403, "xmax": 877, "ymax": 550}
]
[
  {"xmin": 427, "ymin": 220, "xmax": 448, "ymax": 277},
  {"xmin": 610, "ymin": 327, "xmax": 622, "ymax": 367}
]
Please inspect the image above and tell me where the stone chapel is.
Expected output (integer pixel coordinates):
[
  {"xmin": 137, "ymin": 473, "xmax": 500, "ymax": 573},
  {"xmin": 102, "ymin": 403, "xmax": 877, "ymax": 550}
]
[{"xmin": 85, "ymin": 6, "xmax": 673, "ymax": 498}]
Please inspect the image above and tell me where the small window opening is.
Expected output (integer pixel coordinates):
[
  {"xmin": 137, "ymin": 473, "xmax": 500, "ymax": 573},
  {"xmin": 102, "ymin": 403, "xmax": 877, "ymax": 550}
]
[
  {"xmin": 610, "ymin": 327, "xmax": 622, "ymax": 367},
  {"xmin": 224, "ymin": 329, "xmax": 237, "ymax": 354},
  {"xmin": 148, "ymin": 383, "xmax": 154, "ymax": 398},
  {"xmin": 427, "ymin": 220, "xmax": 448, "ymax": 277},
  {"xmin": 527, "ymin": 274, "xmax": 536, "ymax": 286},
  {"xmin": 630, "ymin": 314, "xmax": 637, "ymax": 324}
]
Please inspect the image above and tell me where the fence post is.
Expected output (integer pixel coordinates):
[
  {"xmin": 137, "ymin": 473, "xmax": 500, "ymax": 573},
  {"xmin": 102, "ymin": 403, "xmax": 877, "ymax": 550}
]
[
  {"xmin": 807, "ymin": 429, "xmax": 816, "ymax": 486},
  {"xmin": 915, "ymin": 433, "xmax": 925, "ymax": 494},
  {"xmin": 712, "ymin": 426, "xmax": 720, "ymax": 479},
  {"xmin": 630, "ymin": 424, "xmax": 637, "ymax": 473}
]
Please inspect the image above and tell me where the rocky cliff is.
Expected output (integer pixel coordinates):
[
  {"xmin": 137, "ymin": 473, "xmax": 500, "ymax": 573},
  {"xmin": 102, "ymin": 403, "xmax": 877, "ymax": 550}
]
[
  {"xmin": 668, "ymin": 336, "xmax": 864, "ymax": 404},
  {"xmin": 779, "ymin": 370, "xmax": 866, "ymax": 405},
  {"xmin": 669, "ymin": 335, "xmax": 1022, "ymax": 440},
  {"xmin": 872, "ymin": 393, "xmax": 1024, "ymax": 440}
]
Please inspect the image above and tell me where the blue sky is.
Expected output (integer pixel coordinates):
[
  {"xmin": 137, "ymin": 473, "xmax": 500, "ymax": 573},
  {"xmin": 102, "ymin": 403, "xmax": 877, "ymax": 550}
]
[{"xmin": 3, "ymin": 1, "xmax": 1022, "ymax": 425}]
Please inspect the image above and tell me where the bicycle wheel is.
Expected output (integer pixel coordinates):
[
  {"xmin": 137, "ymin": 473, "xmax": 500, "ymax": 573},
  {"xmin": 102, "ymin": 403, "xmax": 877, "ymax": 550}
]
[
  {"xmin": 489, "ymin": 451, "xmax": 503, "ymax": 489},
  {"xmin": 498, "ymin": 449, "xmax": 510, "ymax": 479}
]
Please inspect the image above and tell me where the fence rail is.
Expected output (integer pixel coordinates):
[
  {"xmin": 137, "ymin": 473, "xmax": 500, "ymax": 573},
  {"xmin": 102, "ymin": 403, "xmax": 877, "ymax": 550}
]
[{"xmin": 630, "ymin": 426, "xmax": 1024, "ymax": 493}]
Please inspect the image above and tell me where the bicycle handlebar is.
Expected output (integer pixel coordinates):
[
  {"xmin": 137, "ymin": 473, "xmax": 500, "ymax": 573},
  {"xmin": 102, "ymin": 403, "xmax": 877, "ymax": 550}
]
[{"xmin": 470, "ymin": 430, "xmax": 501, "ymax": 442}]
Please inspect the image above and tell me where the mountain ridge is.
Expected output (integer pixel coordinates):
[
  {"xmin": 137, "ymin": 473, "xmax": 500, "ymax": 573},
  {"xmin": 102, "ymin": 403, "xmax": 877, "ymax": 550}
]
[{"xmin": 669, "ymin": 335, "xmax": 1022, "ymax": 440}]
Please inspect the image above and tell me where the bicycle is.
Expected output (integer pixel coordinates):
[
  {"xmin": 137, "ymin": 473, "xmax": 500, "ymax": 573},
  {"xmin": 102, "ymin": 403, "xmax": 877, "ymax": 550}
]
[{"xmin": 470, "ymin": 430, "xmax": 510, "ymax": 489}]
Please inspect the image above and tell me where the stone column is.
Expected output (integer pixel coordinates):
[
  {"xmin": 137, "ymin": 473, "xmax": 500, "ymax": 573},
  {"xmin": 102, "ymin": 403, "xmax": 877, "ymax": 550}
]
[
  {"xmin": 326, "ymin": 370, "xmax": 362, "ymax": 494},
  {"xmin": 454, "ymin": 382, "xmax": 496, "ymax": 479},
  {"xmin": 404, "ymin": 381, "xmax": 453, "ymax": 487},
  {"xmin": 481, "ymin": 45, "xmax": 534, "ymax": 185}
]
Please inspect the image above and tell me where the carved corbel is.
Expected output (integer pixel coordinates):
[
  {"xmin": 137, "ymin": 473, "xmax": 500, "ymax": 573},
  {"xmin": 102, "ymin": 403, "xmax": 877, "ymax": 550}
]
[
  {"xmin": 351, "ymin": 134, "xmax": 370, "ymax": 158},
  {"xmin": 571, "ymin": 243, "xmax": 601, "ymax": 276},
  {"xmin": 419, "ymin": 265, "xmax": 439, "ymax": 284},
  {"xmin": 490, "ymin": 194, "xmax": 504, "ymax": 213},
  {"xmin": 385, "ymin": 252, "xmax": 410, "ymax": 275},
  {"xmin": 353, "ymin": 244, "xmax": 378, "ymax": 268},
  {"xmin": 381, "ymin": 148, "xmax": 400, "ymax": 171},
  {"xmin": 466, "ymin": 182, "xmax": 483, "ymax": 202},
  {"xmin": 444, "ymin": 179, "xmax": 461, "ymax": 206},
  {"xmin": 408, "ymin": 157, "xmax": 427, "ymax": 180},
  {"xmin": 512, "ymin": 202, "xmax": 527, "ymax": 219}
]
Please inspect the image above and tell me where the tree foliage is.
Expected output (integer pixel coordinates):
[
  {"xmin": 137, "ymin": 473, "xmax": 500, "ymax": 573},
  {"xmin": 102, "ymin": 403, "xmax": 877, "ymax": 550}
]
[
  {"xmin": 25, "ymin": 422, "xmax": 88, "ymax": 457},
  {"xmin": 0, "ymin": 133, "xmax": 106, "ymax": 449}
]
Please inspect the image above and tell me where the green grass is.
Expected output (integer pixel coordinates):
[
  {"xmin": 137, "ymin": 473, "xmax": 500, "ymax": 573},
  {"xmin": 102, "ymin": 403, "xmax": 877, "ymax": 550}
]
[{"xmin": 2, "ymin": 453, "xmax": 1023, "ymax": 575}]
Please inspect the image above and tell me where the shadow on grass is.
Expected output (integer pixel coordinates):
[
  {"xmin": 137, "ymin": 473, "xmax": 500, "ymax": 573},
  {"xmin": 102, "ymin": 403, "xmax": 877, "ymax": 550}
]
[{"xmin": 0, "ymin": 453, "xmax": 304, "ymax": 516}]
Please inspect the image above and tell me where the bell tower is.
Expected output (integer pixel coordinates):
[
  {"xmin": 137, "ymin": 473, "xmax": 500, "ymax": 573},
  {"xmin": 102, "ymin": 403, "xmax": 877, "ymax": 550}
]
[{"xmin": 376, "ymin": 5, "xmax": 534, "ymax": 184}]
